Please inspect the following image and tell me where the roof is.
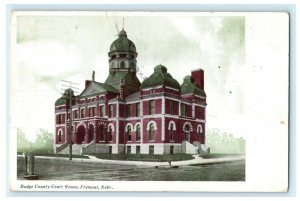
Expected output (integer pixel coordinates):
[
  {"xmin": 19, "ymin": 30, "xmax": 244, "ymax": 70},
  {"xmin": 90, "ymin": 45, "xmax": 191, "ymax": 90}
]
[
  {"xmin": 55, "ymin": 88, "xmax": 75, "ymax": 106},
  {"xmin": 141, "ymin": 65, "xmax": 181, "ymax": 89},
  {"xmin": 180, "ymin": 76, "xmax": 206, "ymax": 96},
  {"xmin": 79, "ymin": 81, "xmax": 119, "ymax": 98},
  {"xmin": 109, "ymin": 29, "xmax": 136, "ymax": 53},
  {"xmin": 105, "ymin": 72, "xmax": 141, "ymax": 96}
]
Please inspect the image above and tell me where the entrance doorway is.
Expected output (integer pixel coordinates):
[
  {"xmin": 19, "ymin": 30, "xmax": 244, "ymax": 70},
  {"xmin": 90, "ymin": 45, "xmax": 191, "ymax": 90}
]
[
  {"xmin": 184, "ymin": 124, "xmax": 191, "ymax": 143},
  {"xmin": 76, "ymin": 125, "xmax": 85, "ymax": 144},
  {"xmin": 88, "ymin": 125, "xmax": 94, "ymax": 142}
]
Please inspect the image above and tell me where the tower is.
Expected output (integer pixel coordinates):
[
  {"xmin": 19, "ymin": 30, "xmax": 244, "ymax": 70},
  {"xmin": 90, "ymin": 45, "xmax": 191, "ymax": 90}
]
[{"xmin": 105, "ymin": 29, "xmax": 141, "ymax": 96}]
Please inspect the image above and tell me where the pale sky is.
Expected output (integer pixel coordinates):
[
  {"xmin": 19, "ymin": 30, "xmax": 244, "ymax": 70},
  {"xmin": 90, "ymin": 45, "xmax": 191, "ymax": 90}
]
[{"xmin": 10, "ymin": 12, "xmax": 288, "ymax": 142}]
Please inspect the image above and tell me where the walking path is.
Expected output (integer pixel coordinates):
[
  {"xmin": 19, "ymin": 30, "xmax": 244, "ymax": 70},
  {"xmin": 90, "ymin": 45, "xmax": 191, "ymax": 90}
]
[{"xmin": 19, "ymin": 154, "xmax": 245, "ymax": 167}]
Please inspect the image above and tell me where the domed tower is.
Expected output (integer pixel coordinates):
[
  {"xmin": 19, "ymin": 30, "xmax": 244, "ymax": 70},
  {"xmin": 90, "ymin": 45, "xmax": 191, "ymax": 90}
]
[{"xmin": 105, "ymin": 29, "xmax": 141, "ymax": 96}]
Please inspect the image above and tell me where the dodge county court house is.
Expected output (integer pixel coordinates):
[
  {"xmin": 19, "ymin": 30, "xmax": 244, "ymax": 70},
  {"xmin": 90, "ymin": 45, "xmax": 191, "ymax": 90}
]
[{"xmin": 54, "ymin": 28, "xmax": 209, "ymax": 155}]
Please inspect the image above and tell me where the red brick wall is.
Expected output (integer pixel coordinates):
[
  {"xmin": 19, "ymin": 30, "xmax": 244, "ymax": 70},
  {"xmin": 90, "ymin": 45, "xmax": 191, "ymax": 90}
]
[
  {"xmin": 142, "ymin": 118, "xmax": 162, "ymax": 143},
  {"xmin": 155, "ymin": 99, "xmax": 162, "ymax": 114},
  {"xmin": 143, "ymin": 100, "xmax": 149, "ymax": 115}
]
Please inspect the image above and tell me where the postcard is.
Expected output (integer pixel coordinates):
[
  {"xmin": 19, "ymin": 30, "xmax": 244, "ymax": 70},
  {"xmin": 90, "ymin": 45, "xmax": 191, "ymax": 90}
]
[{"xmin": 9, "ymin": 11, "xmax": 289, "ymax": 192}]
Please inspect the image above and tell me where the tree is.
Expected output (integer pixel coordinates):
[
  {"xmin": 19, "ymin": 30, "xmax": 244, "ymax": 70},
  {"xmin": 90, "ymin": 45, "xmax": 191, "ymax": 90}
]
[
  {"xmin": 17, "ymin": 128, "xmax": 31, "ymax": 153},
  {"xmin": 34, "ymin": 129, "xmax": 54, "ymax": 153},
  {"xmin": 206, "ymin": 128, "xmax": 246, "ymax": 154}
]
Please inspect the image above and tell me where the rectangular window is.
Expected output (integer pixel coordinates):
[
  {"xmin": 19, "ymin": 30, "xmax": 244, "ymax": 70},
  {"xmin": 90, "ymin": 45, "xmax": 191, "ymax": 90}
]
[
  {"xmin": 170, "ymin": 101, "xmax": 174, "ymax": 115},
  {"xmin": 136, "ymin": 146, "xmax": 140, "ymax": 154},
  {"xmin": 181, "ymin": 103, "xmax": 186, "ymax": 117},
  {"xmin": 100, "ymin": 105, "xmax": 104, "ymax": 117},
  {"xmin": 92, "ymin": 107, "xmax": 95, "ymax": 117},
  {"xmin": 127, "ymin": 146, "xmax": 131, "ymax": 154},
  {"xmin": 58, "ymin": 114, "xmax": 62, "ymax": 124},
  {"xmin": 136, "ymin": 103, "xmax": 140, "ymax": 117},
  {"xmin": 170, "ymin": 145, "xmax": 174, "ymax": 155},
  {"xmin": 149, "ymin": 100, "xmax": 155, "ymax": 115},
  {"xmin": 74, "ymin": 110, "xmax": 79, "ymax": 119},
  {"xmin": 149, "ymin": 146, "xmax": 154, "ymax": 155},
  {"xmin": 109, "ymin": 146, "xmax": 112, "ymax": 154},
  {"xmin": 80, "ymin": 108, "xmax": 84, "ymax": 118},
  {"xmin": 109, "ymin": 104, "xmax": 113, "ymax": 117},
  {"xmin": 127, "ymin": 104, "xmax": 132, "ymax": 117}
]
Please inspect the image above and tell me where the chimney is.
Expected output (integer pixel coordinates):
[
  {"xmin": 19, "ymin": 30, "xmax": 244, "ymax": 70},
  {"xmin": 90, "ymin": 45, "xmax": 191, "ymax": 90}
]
[
  {"xmin": 119, "ymin": 79, "xmax": 125, "ymax": 100},
  {"xmin": 191, "ymin": 68, "xmax": 204, "ymax": 89},
  {"xmin": 85, "ymin": 80, "xmax": 92, "ymax": 88}
]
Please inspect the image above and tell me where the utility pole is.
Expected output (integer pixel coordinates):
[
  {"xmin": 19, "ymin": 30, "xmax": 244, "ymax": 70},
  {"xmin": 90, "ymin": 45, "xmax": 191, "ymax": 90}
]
[{"xmin": 61, "ymin": 80, "xmax": 79, "ymax": 161}]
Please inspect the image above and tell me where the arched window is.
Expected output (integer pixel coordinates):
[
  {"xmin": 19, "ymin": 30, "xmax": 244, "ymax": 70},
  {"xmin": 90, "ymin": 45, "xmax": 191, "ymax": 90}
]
[
  {"xmin": 197, "ymin": 125, "xmax": 203, "ymax": 135},
  {"xmin": 127, "ymin": 125, "xmax": 132, "ymax": 141},
  {"xmin": 149, "ymin": 123, "xmax": 155, "ymax": 141},
  {"xmin": 58, "ymin": 130, "xmax": 62, "ymax": 143},
  {"xmin": 136, "ymin": 125, "xmax": 141, "ymax": 141},
  {"xmin": 170, "ymin": 124, "xmax": 174, "ymax": 141},
  {"xmin": 120, "ymin": 61, "xmax": 125, "ymax": 68},
  {"xmin": 108, "ymin": 126, "xmax": 113, "ymax": 141}
]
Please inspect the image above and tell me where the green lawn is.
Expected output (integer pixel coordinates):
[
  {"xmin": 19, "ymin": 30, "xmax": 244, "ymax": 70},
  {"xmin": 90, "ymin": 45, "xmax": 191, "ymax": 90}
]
[{"xmin": 93, "ymin": 153, "xmax": 194, "ymax": 162}]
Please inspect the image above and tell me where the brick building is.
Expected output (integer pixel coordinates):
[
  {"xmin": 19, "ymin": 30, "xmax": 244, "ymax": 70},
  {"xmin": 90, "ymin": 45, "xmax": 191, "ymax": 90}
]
[{"xmin": 54, "ymin": 29, "xmax": 209, "ymax": 155}]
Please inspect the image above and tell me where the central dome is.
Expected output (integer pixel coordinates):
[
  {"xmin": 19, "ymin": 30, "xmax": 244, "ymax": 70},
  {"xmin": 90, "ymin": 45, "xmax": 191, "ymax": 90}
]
[{"xmin": 109, "ymin": 29, "xmax": 136, "ymax": 53}]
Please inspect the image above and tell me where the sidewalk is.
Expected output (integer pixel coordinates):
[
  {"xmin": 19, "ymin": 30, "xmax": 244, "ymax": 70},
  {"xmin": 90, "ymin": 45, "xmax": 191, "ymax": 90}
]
[{"xmin": 20, "ymin": 154, "xmax": 245, "ymax": 167}]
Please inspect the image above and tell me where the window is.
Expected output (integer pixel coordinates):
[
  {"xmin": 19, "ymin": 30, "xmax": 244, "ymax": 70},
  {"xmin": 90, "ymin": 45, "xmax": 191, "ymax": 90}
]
[
  {"xmin": 127, "ymin": 104, "xmax": 132, "ymax": 117},
  {"xmin": 120, "ymin": 61, "xmax": 125, "ymax": 68},
  {"xmin": 170, "ymin": 145, "xmax": 174, "ymax": 155},
  {"xmin": 109, "ymin": 126, "xmax": 113, "ymax": 141},
  {"xmin": 127, "ymin": 146, "xmax": 131, "ymax": 154},
  {"xmin": 170, "ymin": 101, "xmax": 175, "ymax": 115},
  {"xmin": 89, "ymin": 107, "xmax": 95, "ymax": 117},
  {"xmin": 57, "ymin": 114, "xmax": 62, "ymax": 124},
  {"xmin": 149, "ymin": 146, "xmax": 154, "ymax": 155},
  {"xmin": 136, "ymin": 146, "xmax": 140, "ymax": 154},
  {"xmin": 80, "ymin": 108, "xmax": 85, "ymax": 118},
  {"xmin": 181, "ymin": 103, "xmax": 187, "ymax": 116},
  {"xmin": 67, "ymin": 113, "xmax": 70, "ymax": 120},
  {"xmin": 149, "ymin": 100, "xmax": 155, "ymax": 115},
  {"xmin": 170, "ymin": 124, "xmax": 174, "ymax": 141},
  {"xmin": 136, "ymin": 125, "xmax": 141, "ymax": 141},
  {"xmin": 100, "ymin": 105, "xmax": 105, "ymax": 117},
  {"xmin": 109, "ymin": 146, "xmax": 112, "ymax": 154},
  {"xmin": 149, "ymin": 123, "xmax": 155, "ymax": 141},
  {"xmin": 58, "ymin": 130, "xmax": 62, "ymax": 142},
  {"xmin": 74, "ymin": 110, "xmax": 79, "ymax": 119},
  {"xmin": 136, "ymin": 103, "xmax": 140, "ymax": 116},
  {"xmin": 109, "ymin": 105, "xmax": 113, "ymax": 117},
  {"xmin": 127, "ymin": 125, "xmax": 132, "ymax": 141}
]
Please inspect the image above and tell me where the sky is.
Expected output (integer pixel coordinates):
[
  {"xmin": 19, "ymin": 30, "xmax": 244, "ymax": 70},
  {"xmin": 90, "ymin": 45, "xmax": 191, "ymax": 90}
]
[{"xmin": 10, "ymin": 12, "xmax": 288, "ymax": 142}]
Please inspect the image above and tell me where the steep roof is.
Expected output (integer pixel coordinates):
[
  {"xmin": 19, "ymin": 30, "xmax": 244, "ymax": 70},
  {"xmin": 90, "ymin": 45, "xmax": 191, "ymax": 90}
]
[
  {"xmin": 181, "ymin": 75, "xmax": 206, "ymax": 97},
  {"xmin": 109, "ymin": 29, "xmax": 136, "ymax": 53},
  {"xmin": 55, "ymin": 88, "xmax": 75, "ymax": 106},
  {"xmin": 105, "ymin": 72, "xmax": 141, "ymax": 96},
  {"xmin": 141, "ymin": 65, "xmax": 180, "ymax": 89}
]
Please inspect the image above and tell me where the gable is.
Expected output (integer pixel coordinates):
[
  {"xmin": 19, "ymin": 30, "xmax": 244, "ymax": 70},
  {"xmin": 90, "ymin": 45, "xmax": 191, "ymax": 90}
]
[{"xmin": 80, "ymin": 82, "xmax": 107, "ymax": 97}]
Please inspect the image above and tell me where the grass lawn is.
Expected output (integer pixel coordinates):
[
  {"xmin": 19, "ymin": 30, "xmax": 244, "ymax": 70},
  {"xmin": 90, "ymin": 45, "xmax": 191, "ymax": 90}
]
[
  {"xmin": 93, "ymin": 153, "xmax": 194, "ymax": 162},
  {"xmin": 201, "ymin": 153, "xmax": 243, "ymax": 159},
  {"xmin": 17, "ymin": 152, "xmax": 89, "ymax": 159}
]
